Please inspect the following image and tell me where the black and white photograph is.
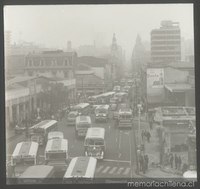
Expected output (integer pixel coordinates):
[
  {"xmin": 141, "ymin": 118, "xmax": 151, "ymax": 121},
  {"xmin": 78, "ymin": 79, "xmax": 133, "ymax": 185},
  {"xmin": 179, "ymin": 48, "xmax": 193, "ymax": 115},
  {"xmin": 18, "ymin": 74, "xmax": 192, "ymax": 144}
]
[{"xmin": 4, "ymin": 3, "xmax": 197, "ymax": 185}]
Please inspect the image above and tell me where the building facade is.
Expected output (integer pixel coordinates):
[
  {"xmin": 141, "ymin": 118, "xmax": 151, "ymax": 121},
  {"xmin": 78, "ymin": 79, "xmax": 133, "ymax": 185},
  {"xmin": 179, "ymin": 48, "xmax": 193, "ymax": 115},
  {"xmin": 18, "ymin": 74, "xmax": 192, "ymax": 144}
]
[
  {"xmin": 151, "ymin": 20, "xmax": 181, "ymax": 62},
  {"xmin": 24, "ymin": 50, "xmax": 77, "ymax": 79}
]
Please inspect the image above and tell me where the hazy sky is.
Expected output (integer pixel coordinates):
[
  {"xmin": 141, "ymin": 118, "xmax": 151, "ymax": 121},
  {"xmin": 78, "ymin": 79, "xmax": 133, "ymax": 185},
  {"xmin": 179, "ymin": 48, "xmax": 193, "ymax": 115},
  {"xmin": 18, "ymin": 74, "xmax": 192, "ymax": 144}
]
[{"xmin": 4, "ymin": 4, "xmax": 194, "ymax": 60}]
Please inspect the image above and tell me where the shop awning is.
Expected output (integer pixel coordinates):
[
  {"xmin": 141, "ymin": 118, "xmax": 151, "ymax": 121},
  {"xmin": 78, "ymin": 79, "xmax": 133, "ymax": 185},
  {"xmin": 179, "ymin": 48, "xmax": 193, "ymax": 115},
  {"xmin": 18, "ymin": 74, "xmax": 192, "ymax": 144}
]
[{"xmin": 165, "ymin": 83, "xmax": 194, "ymax": 93}]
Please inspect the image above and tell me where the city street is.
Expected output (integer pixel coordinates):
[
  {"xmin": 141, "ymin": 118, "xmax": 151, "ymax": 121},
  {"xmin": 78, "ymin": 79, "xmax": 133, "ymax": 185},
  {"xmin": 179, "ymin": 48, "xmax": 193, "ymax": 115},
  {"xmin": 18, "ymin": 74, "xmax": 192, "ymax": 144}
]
[{"xmin": 6, "ymin": 100, "xmax": 139, "ymax": 180}]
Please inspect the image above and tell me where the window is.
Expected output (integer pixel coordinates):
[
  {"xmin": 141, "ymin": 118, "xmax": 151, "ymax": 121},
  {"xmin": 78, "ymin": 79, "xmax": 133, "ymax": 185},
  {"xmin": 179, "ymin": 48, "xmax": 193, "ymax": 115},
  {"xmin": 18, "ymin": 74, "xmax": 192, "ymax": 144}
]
[
  {"xmin": 51, "ymin": 60, "xmax": 56, "ymax": 67},
  {"xmin": 40, "ymin": 59, "xmax": 45, "ymax": 67},
  {"xmin": 64, "ymin": 59, "xmax": 68, "ymax": 66},
  {"xmin": 28, "ymin": 60, "xmax": 33, "ymax": 67},
  {"xmin": 64, "ymin": 71, "xmax": 68, "ymax": 78}
]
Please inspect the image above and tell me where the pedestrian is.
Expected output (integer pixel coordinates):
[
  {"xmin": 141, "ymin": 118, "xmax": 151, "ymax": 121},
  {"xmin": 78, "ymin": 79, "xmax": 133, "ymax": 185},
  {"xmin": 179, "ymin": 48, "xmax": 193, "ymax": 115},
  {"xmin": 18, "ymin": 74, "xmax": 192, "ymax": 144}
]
[
  {"xmin": 178, "ymin": 156, "xmax": 182, "ymax": 170},
  {"xmin": 175, "ymin": 154, "xmax": 178, "ymax": 169},
  {"xmin": 139, "ymin": 155, "xmax": 144, "ymax": 171},
  {"xmin": 142, "ymin": 156, "xmax": 146, "ymax": 174},
  {"xmin": 144, "ymin": 155, "xmax": 149, "ymax": 171},
  {"xmin": 141, "ymin": 130, "xmax": 145, "ymax": 141},
  {"xmin": 146, "ymin": 131, "xmax": 151, "ymax": 142},
  {"xmin": 170, "ymin": 154, "xmax": 174, "ymax": 168},
  {"xmin": 149, "ymin": 120, "xmax": 153, "ymax": 130},
  {"xmin": 182, "ymin": 163, "xmax": 188, "ymax": 174}
]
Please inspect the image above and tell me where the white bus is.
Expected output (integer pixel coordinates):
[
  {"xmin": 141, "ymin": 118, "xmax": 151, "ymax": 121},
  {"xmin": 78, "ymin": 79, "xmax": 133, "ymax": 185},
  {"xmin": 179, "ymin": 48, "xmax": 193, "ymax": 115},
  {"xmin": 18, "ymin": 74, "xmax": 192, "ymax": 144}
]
[
  {"xmin": 30, "ymin": 120, "xmax": 58, "ymax": 146},
  {"xmin": 63, "ymin": 156, "xmax": 97, "ymax": 184},
  {"xmin": 95, "ymin": 104, "xmax": 110, "ymax": 122},
  {"xmin": 75, "ymin": 116, "xmax": 92, "ymax": 138},
  {"xmin": 117, "ymin": 109, "xmax": 133, "ymax": 128},
  {"xmin": 84, "ymin": 128, "xmax": 106, "ymax": 159},
  {"xmin": 17, "ymin": 165, "xmax": 55, "ymax": 184},
  {"xmin": 45, "ymin": 138, "xmax": 68, "ymax": 172},
  {"xmin": 48, "ymin": 131, "xmax": 64, "ymax": 140},
  {"xmin": 71, "ymin": 103, "xmax": 91, "ymax": 115},
  {"xmin": 88, "ymin": 95, "xmax": 102, "ymax": 105},
  {"xmin": 11, "ymin": 141, "xmax": 39, "ymax": 178},
  {"xmin": 100, "ymin": 92, "xmax": 115, "ymax": 104}
]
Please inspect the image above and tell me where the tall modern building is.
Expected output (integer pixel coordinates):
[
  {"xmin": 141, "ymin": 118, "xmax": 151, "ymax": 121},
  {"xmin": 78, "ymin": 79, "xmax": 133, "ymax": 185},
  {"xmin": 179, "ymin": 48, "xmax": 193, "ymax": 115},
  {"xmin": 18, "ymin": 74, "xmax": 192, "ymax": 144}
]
[{"xmin": 151, "ymin": 20, "xmax": 181, "ymax": 62}]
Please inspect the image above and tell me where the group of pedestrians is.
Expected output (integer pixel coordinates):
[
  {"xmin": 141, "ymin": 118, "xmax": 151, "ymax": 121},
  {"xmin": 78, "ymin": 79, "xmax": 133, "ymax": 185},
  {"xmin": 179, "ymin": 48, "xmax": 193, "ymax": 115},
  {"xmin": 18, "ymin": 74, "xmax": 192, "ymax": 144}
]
[
  {"xmin": 141, "ymin": 130, "xmax": 151, "ymax": 142},
  {"xmin": 139, "ymin": 154, "xmax": 149, "ymax": 174},
  {"xmin": 169, "ymin": 153, "xmax": 183, "ymax": 169}
]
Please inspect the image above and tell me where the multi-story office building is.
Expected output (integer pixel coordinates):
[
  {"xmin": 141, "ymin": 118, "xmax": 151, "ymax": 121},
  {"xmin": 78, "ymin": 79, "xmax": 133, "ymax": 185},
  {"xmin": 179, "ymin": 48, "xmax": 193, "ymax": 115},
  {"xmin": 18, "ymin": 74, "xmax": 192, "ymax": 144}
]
[{"xmin": 151, "ymin": 20, "xmax": 181, "ymax": 62}]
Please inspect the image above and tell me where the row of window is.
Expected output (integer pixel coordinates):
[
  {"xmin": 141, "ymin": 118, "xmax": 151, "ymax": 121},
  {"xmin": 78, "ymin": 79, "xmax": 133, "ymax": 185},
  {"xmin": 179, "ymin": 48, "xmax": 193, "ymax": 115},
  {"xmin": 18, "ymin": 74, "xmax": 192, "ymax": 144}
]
[
  {"xmin": 27, "ymin": 70, "xmax": 73, "ymax": 78},
  {"xmin": 151, "ymin": 41, "xmax": 181, "ymax": 45},
  {"xmin": 152, "ymin": 57, "xmax": 181, "ymax": 61},
  {"xmin": 151, "ymin": 36, "xmax": 180, "ymax": 40},
  {"xmin": 27, "ymin": 59, "xmax": 72, "ymax": 67},
  {"xmin": 151, "ymin": 51, "xmax": 181, "ymax": 55},
  {"xmin": 151, "ymin": 30, "xmax": 180, "ymax": 35},
  {"xmin": 151, "ymin": 46, "xmax": 181, "ymax": 50}
]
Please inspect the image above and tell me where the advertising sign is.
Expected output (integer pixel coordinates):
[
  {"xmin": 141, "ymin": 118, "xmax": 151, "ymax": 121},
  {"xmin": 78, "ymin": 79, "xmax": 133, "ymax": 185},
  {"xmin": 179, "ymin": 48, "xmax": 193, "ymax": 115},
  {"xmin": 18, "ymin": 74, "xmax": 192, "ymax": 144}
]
[{"xmin": 147, "ymin": 68, "xmax": 164, "ymax": 88}]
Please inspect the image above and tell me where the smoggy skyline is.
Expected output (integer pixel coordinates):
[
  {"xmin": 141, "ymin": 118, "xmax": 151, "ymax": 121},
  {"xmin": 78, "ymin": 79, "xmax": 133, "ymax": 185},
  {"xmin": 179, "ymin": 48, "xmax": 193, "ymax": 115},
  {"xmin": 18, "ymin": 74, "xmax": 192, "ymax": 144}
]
[{"xmin": 4, "ymin": 4, "xmax": 194, "ymax": 60}]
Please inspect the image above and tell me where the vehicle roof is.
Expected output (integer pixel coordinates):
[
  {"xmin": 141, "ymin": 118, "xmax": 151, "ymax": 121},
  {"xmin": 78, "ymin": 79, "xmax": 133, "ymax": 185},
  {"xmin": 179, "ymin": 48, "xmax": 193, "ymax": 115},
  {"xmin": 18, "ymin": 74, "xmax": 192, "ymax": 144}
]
[
  {"xmin": 45, "ymin": 138, "xmax": 68, "ymax": 152},
  {"xmin": 96, "ymin": 104, "xmax": 109, "ymax": 109},
  {"xmin": 76, "ymin": 116, "xmax": 91, "ymax": 123},
  {"xmin": 119, "ymin": 109, "xmax": 132, "ymax": 113},
  {"xmin": 12, "ymin": 142, "xmax": 39, "ymax": 157},
  {"xmin": 19, "ymin": 165, "xmax": 54, "ymax": 178},
  {"xmin": 85, "ymin": 127, "xmax": 105, "ymax": 139},
  {"xmin": 30, "ymin": 120, "xmax": 57, "ymax": 130},
  {"xmin": 68, "ymin": 111, "xmax": 79, "ymax": 115},
  {"xmin": 48, "ymin": 131, "xmax": 64, "ymax": 138},
  {"xmin": 75, "ymin": 103, "xmax": 90, "ymax": 108},
  {"xmin": 63, "ymin": 157, "xmax": 97, "ymax": 178}
]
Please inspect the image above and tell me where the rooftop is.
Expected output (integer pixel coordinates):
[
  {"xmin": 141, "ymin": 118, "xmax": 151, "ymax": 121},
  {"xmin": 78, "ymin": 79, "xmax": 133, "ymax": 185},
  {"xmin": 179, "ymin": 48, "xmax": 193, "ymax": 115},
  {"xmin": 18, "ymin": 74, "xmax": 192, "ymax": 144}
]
[{"xmin": 164, "ymin": 83, "xmax": 194, "ymax": 92}]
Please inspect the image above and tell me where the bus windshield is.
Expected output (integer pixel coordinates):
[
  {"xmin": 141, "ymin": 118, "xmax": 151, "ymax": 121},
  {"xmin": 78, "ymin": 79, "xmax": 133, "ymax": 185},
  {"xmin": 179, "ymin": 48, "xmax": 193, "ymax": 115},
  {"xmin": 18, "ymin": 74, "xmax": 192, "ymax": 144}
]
[
  {"xmin": 86, "ymin": 139, "xmax": 104, "ymax": 146},
  {"xmin": 64, "ymin": 178, "xmax": 92, "ymax": 184},
  {"xmin": 18, "ymin": 178, "xmax": 43, "ymax": 184},
  {"xmin": 46, "ymin": 153, "xmax": 66, "ymax": 160},
  {"xmin": 68, "ymin": 113, "xmax": 76, "ymax": 118},
  {"xmin": 34, "ymin": 128, "xmax": 45, "ymax": 134},
  {"xmin": 119, "ymin": 114, "xmax": 132, "ymax": 119},
  {"xmin": 96, "ymin": 109, "xmax": 106, "ymax": 113},
  {"xmin": 13, "ymin": 158, "xmax": 35, "ymax": 166},
  {"xmin": 77, "ymin": 123, "xmax": 90, "ymax": 128}
]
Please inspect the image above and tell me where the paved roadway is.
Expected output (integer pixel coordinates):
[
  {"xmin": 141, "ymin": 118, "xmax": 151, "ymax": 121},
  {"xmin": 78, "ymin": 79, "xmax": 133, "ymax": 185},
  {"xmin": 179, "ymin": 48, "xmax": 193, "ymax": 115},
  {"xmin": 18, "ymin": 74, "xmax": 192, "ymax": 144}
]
[{"xmin": 6, "ymin": 100, "xmax": 139, "ymax": 181}]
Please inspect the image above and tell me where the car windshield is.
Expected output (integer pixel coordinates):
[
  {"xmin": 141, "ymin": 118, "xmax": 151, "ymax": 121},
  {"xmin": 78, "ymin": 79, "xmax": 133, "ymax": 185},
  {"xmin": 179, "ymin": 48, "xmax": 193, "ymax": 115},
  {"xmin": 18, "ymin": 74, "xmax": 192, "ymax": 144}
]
[
  {"xmin": 96, "ymin": 109, "xmax": 106, "ymax": 113},
  {"xmin": 68, "ymin": 113, "xmax": 76, "ymax": 118}
]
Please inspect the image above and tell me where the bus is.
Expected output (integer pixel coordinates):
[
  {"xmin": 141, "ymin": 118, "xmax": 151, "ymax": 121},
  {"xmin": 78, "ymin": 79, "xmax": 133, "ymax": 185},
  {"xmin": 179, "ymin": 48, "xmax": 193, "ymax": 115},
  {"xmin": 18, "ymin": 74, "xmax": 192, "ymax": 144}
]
[
  {"xmin": 71, "ymin": 103, "xmax": 91, "ymax": 115},
  {"xmin": 17, "ymin": 165, "xmax": 55, "ymax": 184},
  {"xmin": 30, "ymin": 120, "xmax": 58, "ymax": 146},
  {"xmin": 84, "ymin": 128, "xmax": 106, "ymax": 159},
  {"xmin": 67, "ymin": 111, "xmax": 79, "ymax": 126},
  {"xmin": 117, "ymin": 109, "xmax": 133, "ymax": 128},
  {"xmin": 11, "ymin": 141, "xmax": 39, "ymax": 178},
  {"xmin": 63, "ymin": 156, "xmax": 97, "ymax": 184},
  {"xmin": 48, "ymin": 131, "xmax": 64, "ymax": 140},
  {"xmin": 75, "ymin": 116, "xmax": 92, "ymax": 138},
  {"xmin": 100, "ymin": 92, "xmax": 115, "ymax": 104},
  {"xmin": 95, "ymin": 105, "xmax": 110, "ymax": 122},
  {"xmin": 87, "ymin": 95, "xmax": 102, "ymax": 105},
  {"xmin": 45, "ymin": 138, "xmax": 68, "ymax": 172}
]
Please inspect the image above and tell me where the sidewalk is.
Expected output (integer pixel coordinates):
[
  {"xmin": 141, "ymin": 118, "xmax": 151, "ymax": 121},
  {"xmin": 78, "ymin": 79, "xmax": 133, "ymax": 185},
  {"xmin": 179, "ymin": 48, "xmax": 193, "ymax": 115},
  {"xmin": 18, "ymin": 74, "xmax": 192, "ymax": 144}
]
[{"xmin": 133, "ymin": 116, "xmax": 186, "ymax": 179}]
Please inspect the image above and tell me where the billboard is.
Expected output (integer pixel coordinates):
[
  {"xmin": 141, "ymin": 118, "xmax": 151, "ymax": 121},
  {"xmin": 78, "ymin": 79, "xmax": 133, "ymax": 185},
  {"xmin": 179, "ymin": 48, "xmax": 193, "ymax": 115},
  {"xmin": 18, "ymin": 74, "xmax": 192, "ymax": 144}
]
[{"xmin": 147, "ymin": 68, "xmax": 164, "ymax": 88}]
